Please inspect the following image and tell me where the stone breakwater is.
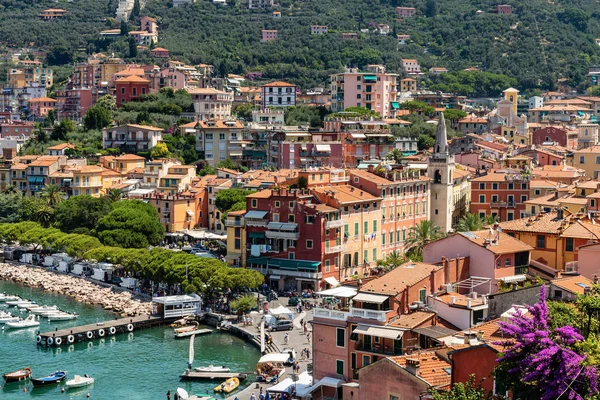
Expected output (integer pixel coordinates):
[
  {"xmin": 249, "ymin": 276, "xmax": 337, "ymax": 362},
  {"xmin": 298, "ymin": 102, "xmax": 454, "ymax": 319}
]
[{"xmin": 0, "ymin": 263, "xmax": 151, "ymax": 316}]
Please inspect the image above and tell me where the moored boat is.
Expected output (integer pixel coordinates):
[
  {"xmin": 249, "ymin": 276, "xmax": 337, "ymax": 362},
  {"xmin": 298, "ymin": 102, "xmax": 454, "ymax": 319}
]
[
  {"xmin": 28, "ymin": 305, "xmax": 58, "ymax": 315},
  {"xmin": 213, "ymin": 377, "xmax": 239, "ymax": 393},
  {"xmin": 0, "ymin": 314, "xmax": 20, "ymax": 324},
  {"xmin": 2, "ymin": 367, "xmax": 32, "ymax": 383},
  {"xmin": 6, "ymin": 314, "xmax": 40, "ymax": 329},
  {"xmin": 174, "ymin": 324, "xmax": 199, "ymax": 334},
  {"xmin": 195, "ymin": 365, "xmax": 230, "ymax": 373},
  {"xmin": 65, "ymin": 374, "xmax": 94, "ymax": 389},
  {"xmin": 15, "ymin": 300, "xmax": 36, "ymax": 309},
  {"xmin": 174, "ymin": 328, "xmax": 211, "ymax": 339},
  {"xmin": 31, "ymin": 371, "xmax": 67, "ymax": 387},
  {"xmin": 46, "ymin": 313, "xmax": 78, "ymax": 321},
  {"xmin": 0, "ymin": 294, "xmax": 20, "ymax": 302},
  {"xmin": 5, "ymin": 298, "xmax": 22, "ymax": 306}
]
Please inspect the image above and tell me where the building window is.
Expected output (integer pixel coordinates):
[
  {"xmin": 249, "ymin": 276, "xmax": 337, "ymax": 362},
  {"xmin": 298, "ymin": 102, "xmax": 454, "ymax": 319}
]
[
  {"xmin": 362, "ymin": 355, "xmax": 370, "ymax": 367},
  {"xmin": 535, "ymin": 189, "xmax": 541, "ymax": 195},
  {"xmin": 306, "ymin": 240, "xmax": 313, "ymax": 249},
  {"xmin": 522, "ymin": 183, "xmax": 527, "ymax": 190},
  {"xmin": 234, "ymin": 239, "xmax": 240, "ymax": 249},
  {"xmin": 419, "ymin": 288, "xmax": 426, "ymax": 303},
  {"xmin": 336, "ymin": 360, "xmax": 344, "ymax": 375},
  {"xmin": 336, "ymin": 328, "xmax": 345, "ymax": 348},
  {"xmin": 479, "ymin": 195, "xmax": 485, "ymax": 203},
  {"xmin": 479, "ymin": 183, "xmax": 485, "ymax": 190},
  {"xmin": 288, "ymin": 214, "xmax": 295, "ymax": 222},
  {"xmin": 565, "ymin": 238, "xmax": 574, "ymax": 252},
  {"xmin": 251, "ymin": 199, "xmax": 257, "ymax": 208},
  {"xmin": 325, "ymin": 260, "xmax": 330, "ymax": 272},
  {"xmin": 275, "ymin": 201, "xmax": 280, "ymax": 208},
  {"xmin": 554, "ymin": 290, "xmax": 563, "ymax": 299},
  {"xmin": 580, "ymin": 156, "xmax": 585, "ymax": 164},
  {"xmin": 536, "ymin": 235, "xmax": 546, "ymax": 249},
  {"xmin": 521, "ymin": 195, "xmax": 527, "ymax": 202},
  {"xmin": 508, "ymin": 183, "xmax": 514, "ymax": 190},
  {"xmin": 492, "ymin": 183, "xmax": 498, "ymax": 190}
]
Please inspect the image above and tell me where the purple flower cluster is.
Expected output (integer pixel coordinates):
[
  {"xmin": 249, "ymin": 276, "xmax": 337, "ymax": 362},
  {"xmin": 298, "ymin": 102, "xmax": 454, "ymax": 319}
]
[
  {"xmin": 244, "ymin": 72, "xmax": 263, "ymax": 81},
  {"xmin": 496, "ymin": 286, "xmax": 597, "ymax": 400}
]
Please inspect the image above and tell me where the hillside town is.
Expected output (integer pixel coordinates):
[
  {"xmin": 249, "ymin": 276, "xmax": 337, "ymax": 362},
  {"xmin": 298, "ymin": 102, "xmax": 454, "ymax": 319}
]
[{"xmin": 3, "ymin": 2, "xmax": 600, "ymax": 399}]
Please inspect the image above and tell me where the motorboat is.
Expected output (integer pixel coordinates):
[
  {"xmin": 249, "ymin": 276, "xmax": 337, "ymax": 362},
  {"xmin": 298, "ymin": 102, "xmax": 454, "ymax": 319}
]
[
  {"xmin": 6, "ymin": 315, "xmax": 40, "ymax": 329},
  {"xmin": 15, "ymin": 300, "xmax": 36, "ymax": 309},
  {"xmin": 5, "ymin": 298, "xmax": 22, "ymax": 306},
  {"xmin": 174, "ymin": 324, "xmax": 199, "ymax": 334},
  {"xmin": 3, "ymin": 367, "xmax": 31, "ymax": 383},
  {"xmin": 28, "ymin": 305, "xmax": 58, "ymax": 315},
  {"xmin": 31, "ymin": 371, "xmax": 67, "ymax": 387},
  {"xmin": 0, "ymin": 294, "xmax": 20, "ymax": 302},
  {"xmin": 213, "ymin": 377, "xmax": 239, "ymax": 393},
  {"xmin": 65, "ymin": 374, "xmax": 94, "ymax": 389},
  {"xmin": 195, "ymin": 365, "xmax": 230, "ymax": 373},
  {"xmin": 0, "ymin": 314, "xmax": 20, "ymax": 324},
  {"xmin": 47, "ymin": 313, "xmax": 78, "ymax": 321}
]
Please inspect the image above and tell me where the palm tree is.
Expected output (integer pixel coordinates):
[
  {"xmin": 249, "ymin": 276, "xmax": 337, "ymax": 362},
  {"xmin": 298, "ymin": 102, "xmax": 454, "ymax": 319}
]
[
  {"xmin": 2, "ymin": 185, "xmax": 18, "ymax": 195},
  {"xmin": 40, "ymin": 184, "xmax": 65, "ymax": 207},
  {"xmin": 386, "ymin": 148, "xmax": 403, "ymax": 164},
  {"xmin": 106, "ymin": 188, "xmax": 123, "ymax": 202},
  {"xmin": 405, "ymin": 220, "xmax": 443, "ymax": 257},
  {"xmin": 454, "ymin": 213, "xmax": 486, "ymax": 232},
  {"xmin": 34, "ymin": 205, "xmax": 54, "ymax": 228},
  {"xmin": 376, "ymin": 251, "xmax": 405, "ymax": 272}
]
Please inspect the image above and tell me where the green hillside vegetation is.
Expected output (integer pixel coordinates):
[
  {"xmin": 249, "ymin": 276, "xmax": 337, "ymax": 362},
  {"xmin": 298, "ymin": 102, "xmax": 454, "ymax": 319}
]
[{"xmin": 1, "ymin": 0, "xmax": 600, "ymax": 93}]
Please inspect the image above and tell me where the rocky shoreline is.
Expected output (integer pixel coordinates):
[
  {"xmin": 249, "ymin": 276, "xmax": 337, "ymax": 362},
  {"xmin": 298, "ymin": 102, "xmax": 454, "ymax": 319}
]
[{"xmin": 0, "ymin": 263, "xmax": 151, "ymax": 316}]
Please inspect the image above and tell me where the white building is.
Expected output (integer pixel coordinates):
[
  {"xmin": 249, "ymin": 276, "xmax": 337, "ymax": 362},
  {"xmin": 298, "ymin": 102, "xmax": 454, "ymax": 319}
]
[
  {"xmin": 311, "ymin": 25, "xmax": 328, "ymax": 34},
  {"xmin": 528, "ymin": 96, "xmax": 544, "ymax": 110},
  {"xmin": 187, "ymin": 88, "xmax": 233, "ymax": 121},
  {"xmin": 260, "ymin": 81, "xmax": 297, "ymax": 110}
]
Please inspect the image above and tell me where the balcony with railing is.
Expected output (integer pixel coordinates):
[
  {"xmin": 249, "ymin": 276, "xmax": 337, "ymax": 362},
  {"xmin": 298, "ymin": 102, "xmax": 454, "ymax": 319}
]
[
  {"xmin": 349, "ymin": 307, "xmax": 388, "ymax": 322},
  {"xmin": 225, "ymin": 218, "xmax": 243, "ymax": 227},
  {"xmin": 325, "ymin": 219, "xmax": 345, "ymax": 229},
  {"xmin": 514, "ymin": 265, "xmax": 529, "ymax": 275},
  {"xmin": 490, "ymin": 200, "xmax": 516, "ymax": 208},
  {"xmin": 265, "ymin": 230, "xmax": 300, "ymax": 240},
  {"xmin": 245, "ymin": 219, "xmax": 268, "ymax": 227},
  {"xmin": 313, "ymin": 308, "xmax": 349, "ymax": 321}
]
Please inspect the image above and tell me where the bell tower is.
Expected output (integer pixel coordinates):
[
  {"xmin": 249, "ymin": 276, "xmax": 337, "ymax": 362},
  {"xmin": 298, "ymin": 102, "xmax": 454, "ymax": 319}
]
[{"xmin": 428, "ymin": 115, "xmax": 455, "ymax": 233}]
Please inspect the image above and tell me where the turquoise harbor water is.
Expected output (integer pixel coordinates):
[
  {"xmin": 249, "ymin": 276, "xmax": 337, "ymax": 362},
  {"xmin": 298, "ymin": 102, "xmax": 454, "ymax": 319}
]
[{"xmin": 0, "ymin": 280, "xmax": 260, "ymax": 399}]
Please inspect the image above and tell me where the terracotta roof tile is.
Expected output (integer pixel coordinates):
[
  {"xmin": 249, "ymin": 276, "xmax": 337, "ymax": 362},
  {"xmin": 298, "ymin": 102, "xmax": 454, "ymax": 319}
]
[
  {"xmin": 499, "ymin": 211, "xmax": 568, "ymax": 234},
  {"xmin": 361, "ymin": 262, "xmax": 442, "ymax": 295},
  {"xmin": 262, "ymin": 81, "xmax": 296, "ymax": 87},
  {"xmin": 388, "ymin": 311, "xmax": 436, "ymax": 329},
  {"xmin": 551, "ymin": 275, "xmax": 595, "ymax": 295},
  {"xmin": 389, "ymin": 352, "xmax": 452, "ymax": 387},
  {"xmin": 456, "ymin": 230, "xmax": 533, "ymax": 254}
]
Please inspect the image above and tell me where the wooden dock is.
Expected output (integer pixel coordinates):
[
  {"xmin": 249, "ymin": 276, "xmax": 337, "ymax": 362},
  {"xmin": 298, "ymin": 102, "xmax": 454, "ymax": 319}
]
[
  {"xmin": 180, "ymin": 371, "xmax": 249, "ymax": 380},
  {"xmin": 37, "ymin": 315, "xmax": 175, "ymax": 347}
]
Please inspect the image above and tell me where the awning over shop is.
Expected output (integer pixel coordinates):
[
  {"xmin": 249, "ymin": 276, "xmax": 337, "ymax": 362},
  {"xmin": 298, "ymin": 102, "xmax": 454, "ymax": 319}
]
[
  {"xmin": 266, "ymin": 222, "xmax": 298, "ymax": 231},
  {"xmin": 300, "ymin": 376, "xmax": 345, "ymax": 397},
  {"xmin": 245, "ymin": 210, "xmax": 268, "ymax": 219},
  {"xmin": 391, "ymin": 101, "xmax": 400, "ymax": 109},
  {"xmin": 315, "ymin": 144, "xmax": 331, "ymax": 152},
  {"xmin": 352, "ymin": 292, "xmax": 389, "ymax": 304},
  {"xmin": 248, "ymin": 232, "xmax": 265, "ymax": 239},
  {"xmin": 317, "ymin": 286, "xmax": 357, "ymax": 298},
  {"xmin": 353, "ymin": 324, "xmax": 405, "ymax": 340},
  {"xmin": 350, "ymin": 133, "xmax": 366, "ymax": 139},
  {"xmin": 324, "ymin": 277, "xmax": 339, "ymax": 287},
  {"xmin": 269, "ymin": 275, "xmax": 281, "ymax": 280}
]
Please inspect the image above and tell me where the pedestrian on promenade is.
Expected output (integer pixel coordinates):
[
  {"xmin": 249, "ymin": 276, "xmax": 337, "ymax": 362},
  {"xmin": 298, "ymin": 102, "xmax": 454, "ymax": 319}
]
[
  {"xmin": 284, "ymin": 333, "xmax": 289, "ymax": 344},
  {"xmin": 306, "ymin": 348, "xmax": 310, "ymax": 359},
  {"xmin": 306, "ymin": 332, "xmax": 311, "ymax": 342},
  {"xmin": 166, "ymin": 390, "xmax": 171, "ymax": 400},
  {"xmin": 250, "ymin": 393, "xmax": 257, "ymax": 400}
]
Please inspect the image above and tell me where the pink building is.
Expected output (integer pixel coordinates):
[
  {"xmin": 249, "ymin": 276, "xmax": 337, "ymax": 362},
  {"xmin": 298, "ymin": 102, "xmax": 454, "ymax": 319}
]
[
  {"xmin": 276, "ymin": 141, "xmax": 343, "ymax": 169},
  {"xmin": 576, "ymin": 243, "xmax": 600, "ymax": 280},
  {"xmin": 341, "ymin": 33, "xmax": 358, "ymax": 40},
  {"xmin": 151, "ymin": 47, "xmax": 170, "ymax": 58},
  {"xmin": 497, "ymin": 4, "xmax": 512, "ymax": 14},
  {"xmin": 311, "ymin": 25, "xmax": 328, "ymax": 34},
  {"xmin": 140, "ymin": 16, "xmax": 158, "ymax": 33},
  {"xmin": 396, "ymin": 6, "xmax": 416, "ymax": 18},
  {"xmin": 330, "ymin": 65, "xmax": 398, "ymax": 117},
  {"xmin": 423, "ymin": 228, "xmax": 532, "ymax": 294},
  {"xmin": 261, "ymin": 29, "xmax": 278, "ymax": 42}
]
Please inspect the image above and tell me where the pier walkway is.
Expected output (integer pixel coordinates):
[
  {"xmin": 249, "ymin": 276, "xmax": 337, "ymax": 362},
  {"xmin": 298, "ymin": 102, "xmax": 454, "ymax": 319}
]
[{"xmin": 37, "ymin": 314, "xmax": 175, "ymax": 346}]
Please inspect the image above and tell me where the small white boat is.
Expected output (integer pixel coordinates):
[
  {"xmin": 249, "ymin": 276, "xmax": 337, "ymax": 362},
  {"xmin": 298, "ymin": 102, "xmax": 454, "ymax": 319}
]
[
  {"xmin": 5, "ymin": 298, "xmax": 22, "ymax": 306},
  {"xmin": 29, "ymin": 306, "xmax": 59, "ymax": 315},
  {"xmin": 195, "ymin": 365, "xmax": 230, "ymax": 373},
  {"xmin": 16, "ymin": 300, "xmax": 36, "ymax": 309},
  {"xmin": 6, "ymin": 315, "xmax": 40, "ymax": 329},
  {"xmin": 65, "ymin": 374, "xmax": 94, "ymax": 389},
  {"xmin": 47, "ymin": 313, "xmax": 78, "ymax": 321},
  {"xmin": 0, "ymin": 312, "xmax": 19, "ymax": 324},
  {"xmin": 0, "ymin": 294, "xmax": 20, "ymax": 302}
]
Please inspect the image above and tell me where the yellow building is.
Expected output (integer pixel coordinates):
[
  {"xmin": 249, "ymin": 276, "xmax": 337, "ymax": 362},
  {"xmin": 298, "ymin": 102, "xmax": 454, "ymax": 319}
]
[
  {"xmin": 312, "ymin": 185, "xmax": 382, "ymax": 281},
  {"xmin": 9, "ymin": 163, "xmax": 28, "ymax": 192},
  {"xmin": 501, "ymin": 125, "xmax": 529, "ymax": 145},
  {"xmin": 452, "ymin": 169, "xmax": 471, "ymax": 227},
  {"xmin": 573, "ymin": 145, "xmax": 600, "ymax": 179},
  {"xmin": 400, "ymin": 77, "xmax": 417, "ymax": 92},
  {"xmin": 66, "ymin": 165, "xmax": 103, "ymax": 196},
  {"xmin": 225, "ymin": 210, "xmax": 246, "ymax": 267},
  {"xmin": 503, "ymin": 87, "xmax": 519, "ymax": 115},
  {"xmin": 100, "ymin": 154, "xmax": 145, "ymax": 174},
  {"xmin": 143, "ymin": 192, "xmax": 200, "ymax": 233},
  {"xmin": 158, "ymin": 165, "xmax": 196, "ymax": 195},
  {"xmin": 101, "ymin": 168, "xmax": 125, "ymax": 192}
]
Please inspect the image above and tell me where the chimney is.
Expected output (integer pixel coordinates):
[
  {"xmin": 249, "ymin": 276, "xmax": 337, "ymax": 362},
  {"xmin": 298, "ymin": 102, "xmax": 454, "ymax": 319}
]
[
  {"xmin": 367, "ymin": 164, "xmax": 375, "ymax": 173},
  {"xmin": 405, "ymin": 358, "xmax": 420, "ymax": 376},
  {"xmin": 430, "ymin": 271, "xmax": 436, "ymax": 295},
  {"xmin": 450, "ymin": 296, "xmax": 456, "ymax": 305},
  {"xmin": 444, "ymin": 257, "xmax": 451, "ymax": 284},
  {"xmin": 467, "ymin": 299, "xmax": 472, "ymax": 308}
]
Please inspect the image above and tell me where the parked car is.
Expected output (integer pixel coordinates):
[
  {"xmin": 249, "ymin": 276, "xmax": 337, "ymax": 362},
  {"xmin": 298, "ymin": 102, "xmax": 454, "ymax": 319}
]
[{"xmin": 269, "ymin": 320, "xmax": 293, "ymax": 331}]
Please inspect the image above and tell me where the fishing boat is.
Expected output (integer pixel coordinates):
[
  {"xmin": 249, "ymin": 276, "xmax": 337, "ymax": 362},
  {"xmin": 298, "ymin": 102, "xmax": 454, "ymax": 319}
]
[
  {"xmin": 28, "ymin": 305, "xmax": 58, "ymax": 315},
  {"xmin": 46, "ymin": 312, "xmax": 78, "ymax": 321},
  {"xmin": 31, "ymin": 371, "xmax": 67, "ymax": 387},
  {"xmin": 6, "ymin": 314, "xmax": 40, "ymax": 329},
  {"xmin": 195, "ymin": 365, "xmax": 230, "ymax": 373},
  {"xmin": 65, "ymin": 374, "xmax": 94, "ymax": 389},
  {"xmin": 213, "ymin": 377, "xmax": 239, "ymax": 393},
  {"xmin": 174, "ymin": 328, "xmax": 211, "ymax": 339},
  {"xmin": 0, "ymin": 294, "xmax": 20, "ymax": 302},
  {"xmin": 2, "ymin": 367, "xmax": 31, "ymax": 383}
]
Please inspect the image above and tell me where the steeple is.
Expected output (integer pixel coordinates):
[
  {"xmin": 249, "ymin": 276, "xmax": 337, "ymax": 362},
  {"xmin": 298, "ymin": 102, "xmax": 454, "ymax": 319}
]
[{"xmin": 434, "ymin": 114, "xmax": 448, "ymax": 156}]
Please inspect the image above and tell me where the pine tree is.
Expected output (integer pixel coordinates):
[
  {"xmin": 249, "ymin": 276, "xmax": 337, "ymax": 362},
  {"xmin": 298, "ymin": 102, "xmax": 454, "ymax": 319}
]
[
  {"xmin": 128, "ymin": 37, "xmax": 138, "ymax": 58},
  {"xmin": 130, "ymin": 0, "xmax": 140, "ymax": 20},
  {"xmin": 426, "ymin": 0, "xmax": 437, "ymax": 17}
]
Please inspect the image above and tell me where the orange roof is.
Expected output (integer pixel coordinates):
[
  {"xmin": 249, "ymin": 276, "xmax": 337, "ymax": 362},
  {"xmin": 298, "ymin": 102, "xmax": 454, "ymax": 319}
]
[
  {"xmin": 246, "ymin": 189, "xmax": 272, "ymax": 199},
  {"xmin": 67, "ymin": 165, "xmax": 103, "ymax": 174},
  {"xmin": 312, "ymin": 184, "xmax": 381, "ymax": 204},
  {"xmin": 389, "ymin": 352, "xmax": 452, "ymax": 387},
  {"xmin": 29, "ymin": 158, "xmax": 59, "ymax": 167},
  {"xmin": 187, "ymin": 87, "xmax": 229, "ymax": 95},
  {"xmin": 262, "ymin": 81, "xmax": 296, "ymax": 87},
  {"xmin": 388, "ymin": 311, "xmax": 436, "ymax": 329},
  {"xmin": 561, "ymin": 220, "xmax": 600, "ymax": 240},
  {"xmin": 115, "ymin": 154, "xmax": 145, "ymax": 161},
  {"xmin": 459, "ymin": 116, "xmax": 487, "ymax": 124},
  {"xmin": 575, "ymin": 145, "xmax": 600, "ymax": 154},
  {"xmin": 361, "ymin": 262, "xmax": 442, "ymax": 295},
  {"xmin": 457, "ymin": 230, "xmax": 533, "ymax": 255},
  {"xmin": 452, "ymin": 169, "xmax": 470, "ymax": 180},
  {"xmin": 151, "ymin": 47, "xmax": 169, "ymax": 52},
  {"xmin": 434, "ymin": 291, "xmax": 486, "ymax": 308},
  {"xmin": 115, "ymin": 75, "xmax": 150, "ymax": 83},
  {"xmin": 124, "ymin": 124, "xmax": 163, "ymax": 131},
  {"xmin": 28, "ymin": 97, "xmax": 57, "ymax": 103},
  {"xmin": 47, "ymin": 143, "xmax": 75, "ymax": 150},
  {"xmin": 499, "ymin": 211, "xmax": 568, "ymax": 234},
  {"xmin": 551, "ymin": 275, "xmax": 595, "ymax": 295}
]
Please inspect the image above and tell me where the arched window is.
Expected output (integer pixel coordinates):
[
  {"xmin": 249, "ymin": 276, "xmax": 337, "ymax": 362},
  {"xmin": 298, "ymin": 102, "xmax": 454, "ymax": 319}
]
[{"xmin": 434, "ymin": 170, "xmax": 442, "ymax": 184}]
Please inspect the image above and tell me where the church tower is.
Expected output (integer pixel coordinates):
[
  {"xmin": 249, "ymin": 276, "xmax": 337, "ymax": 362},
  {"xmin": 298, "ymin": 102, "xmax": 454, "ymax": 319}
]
[{"xmin": 428, "ymin": 115, "xmax": 455, "ymax": 233}]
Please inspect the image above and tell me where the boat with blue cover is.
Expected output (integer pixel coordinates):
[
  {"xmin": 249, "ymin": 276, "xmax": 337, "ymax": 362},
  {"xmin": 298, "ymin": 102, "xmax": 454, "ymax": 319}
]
[{"xmin": 31, "ymin": 370, "xmax": 67, "ymax": 387}]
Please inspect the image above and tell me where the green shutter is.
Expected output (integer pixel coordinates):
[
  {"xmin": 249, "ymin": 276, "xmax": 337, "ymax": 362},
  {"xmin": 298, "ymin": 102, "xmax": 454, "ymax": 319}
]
[
  {"xmin": 364, "ymin": 221, "xmax": 368, "ymax": 234},
  {"xmin": 382, "ymin": 234, "xmax": 386, "ymax": 245},
  {"xmin": 354, "ymin": 222, "xmax": 359, "ymax": 236},
  {"xmin": 373, "ymin": 220, "xmax": 377, "ymax": 232}
]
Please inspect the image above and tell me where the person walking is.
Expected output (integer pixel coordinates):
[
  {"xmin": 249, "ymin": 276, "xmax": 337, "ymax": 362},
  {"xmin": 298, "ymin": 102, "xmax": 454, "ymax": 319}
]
[
  {"xmin": 250, "ymin": 393, "xmax": 257, "ymax": 400},
  {"xmin": 284, "ymin": 332, "xmax": 289, "ymax": 345},
  {"xmin": 166, "ymin": 390, "xmax": 171, "ymax": 400}
]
